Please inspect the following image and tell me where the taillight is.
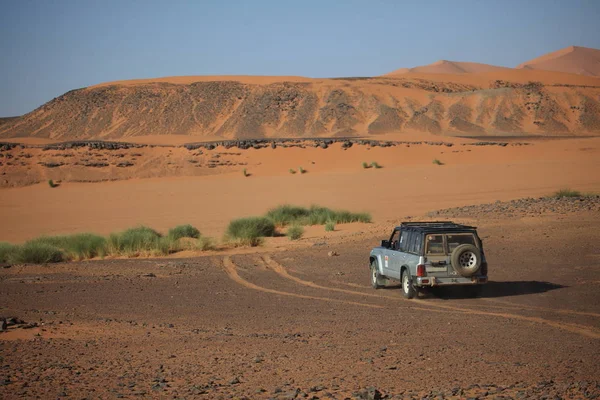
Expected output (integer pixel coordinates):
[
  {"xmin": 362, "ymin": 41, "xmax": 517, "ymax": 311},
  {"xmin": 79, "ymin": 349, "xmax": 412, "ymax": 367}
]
[
  {"xmin": 481, "ymin": 262, "xmax": 488, "ymax": 275},
  {"xmin": 416, "ymin": 264, "xmax": 426, "ymax": 277}
]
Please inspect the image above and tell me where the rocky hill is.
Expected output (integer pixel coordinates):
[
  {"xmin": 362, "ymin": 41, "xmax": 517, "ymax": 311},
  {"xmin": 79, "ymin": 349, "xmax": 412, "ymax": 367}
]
[{"xmin": 1, "ymin": 74, "xmax": 600, "ymax": 140}]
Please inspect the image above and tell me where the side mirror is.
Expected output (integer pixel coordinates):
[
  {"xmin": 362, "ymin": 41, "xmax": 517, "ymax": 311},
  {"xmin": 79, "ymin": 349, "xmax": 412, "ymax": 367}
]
[{"xmin": 381, "ymin": 240, "xmax": 390, "ymax": 248}]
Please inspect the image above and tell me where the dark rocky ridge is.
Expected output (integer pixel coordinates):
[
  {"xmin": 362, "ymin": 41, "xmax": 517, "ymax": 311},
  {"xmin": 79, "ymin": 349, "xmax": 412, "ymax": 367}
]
[{"xmin": 1, "ymin": 78, "xmax": 599, "ymax": 140}]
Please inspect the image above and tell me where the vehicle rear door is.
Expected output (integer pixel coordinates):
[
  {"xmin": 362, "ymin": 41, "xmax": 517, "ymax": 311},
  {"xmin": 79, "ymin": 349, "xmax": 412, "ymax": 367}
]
[{"xmin": 423, "ymin": 233, "xmax": 452, "ymax": 277}]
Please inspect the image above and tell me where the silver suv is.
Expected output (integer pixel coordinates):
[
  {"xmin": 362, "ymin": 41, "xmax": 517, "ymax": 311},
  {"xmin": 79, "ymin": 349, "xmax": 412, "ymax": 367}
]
[{"xmin": 369, "ymin": 222, "xmax": 488, "ymax": 298}]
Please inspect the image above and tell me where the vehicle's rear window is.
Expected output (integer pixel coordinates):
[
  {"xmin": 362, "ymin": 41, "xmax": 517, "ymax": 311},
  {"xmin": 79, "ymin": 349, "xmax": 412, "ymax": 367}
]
[
  {"xmin": 447, "ymin": 233, "xmax": 476, "ymax": 252},
  {"xmin": 425, "ymin": 234, "xmax": 445, "ymax": 255}
]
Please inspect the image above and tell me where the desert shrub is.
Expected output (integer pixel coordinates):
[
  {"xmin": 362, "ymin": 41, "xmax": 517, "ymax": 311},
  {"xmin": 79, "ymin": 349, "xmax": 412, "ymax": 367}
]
[
  {"xmin": 107, "ymin": 226, "xmax": 163, "ymax": 256},
  {"xmin": 196, "ymin": 236, "xmax": 216, "ymax": 251},
  {"xmin": 266, "ymin": 205, "xmax": 311, "ymax": 226},
  {"xmin": 289, "ymin": 168, "xmax": 296, "ymax": 174},
  {"xmin": 27, "ymin": 233, "xmax": 107, "ymax": 260},
  {"xmin": 286, "ymin": 225, "xmax": 304, "ymax": 240},
  {"xmin": 168, "ymin": 224, "xmax": 200, "ymax": 240},
  {"xmin": 305, "ymin": 205, "xmax": 372, "ymax": 225},
  {"xmin": 153, "ymin": 236, "xmax": 180, "ymax": 256},
  {"xmin": 243, "ymin": 168, "xmax": 249, "ymax": 177},
  {"xmin": 553, "ymin": 188, "xmax": 582, "ymax": 198},
  {"xmin": 48, "ymin": 179, "xmax": 58, "ymax": 188},
  {"xmin": 0, "ymin": 242, "xmax": 18, "ymax": 263},
  {"xmin": 432, "ymin": 159, "xmax": 443, "ymax": 165},
  {"xmin": 298, "ymin": 166, "xmax": 306, "ymax": 174},
  {"xmin": 362, "ymin": 162, "xmax": 369, "ymax": 169},
  {"xmin": 13, "ymin": 242, "xmax": 64, "ymax": 264},
  {"xmin": 371, "ymin": 161, "xmax": 382, "ymax": 169},
  {"xmin": 226, "ymin": 217, "xmax": 275, "ymax": 246},
  {"xmin": 325, "ymin": 221, "xmax": 335, "ymax": 232},
  {"xmin": 265, "ymin": 204, "xmax": 371, "ymax": 226}
]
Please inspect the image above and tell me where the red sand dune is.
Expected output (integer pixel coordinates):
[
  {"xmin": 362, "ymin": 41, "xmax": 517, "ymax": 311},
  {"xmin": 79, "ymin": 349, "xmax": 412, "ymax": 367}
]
[
  {"xmin": 517, "ymin": 46, "xmax": 600, "ymax": 77},
  {"xmin": 385, "ymin": 60, "xmax": 512, "ymax": 75}
]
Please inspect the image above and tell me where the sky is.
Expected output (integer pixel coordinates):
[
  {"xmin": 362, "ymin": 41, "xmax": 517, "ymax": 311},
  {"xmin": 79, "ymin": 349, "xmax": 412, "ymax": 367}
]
[{"xmin": 0, "ymin": 0, "xmax": 599, "ymax": 117}]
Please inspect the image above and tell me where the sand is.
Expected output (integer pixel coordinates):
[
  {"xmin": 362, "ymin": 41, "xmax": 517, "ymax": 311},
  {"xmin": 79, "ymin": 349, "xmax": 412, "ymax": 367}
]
[
  {"xmin": 1, "ymin": 137, "xmax": 599, "ymax": 243},
  {"xmin": 517, "ymin": 46, "xmax": 600, "ymax": 77}
]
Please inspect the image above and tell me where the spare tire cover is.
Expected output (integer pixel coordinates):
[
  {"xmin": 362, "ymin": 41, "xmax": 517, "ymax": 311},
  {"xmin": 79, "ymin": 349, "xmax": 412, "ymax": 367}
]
[{"xmin": 450, "ymin": 244, "xmax": 482, "ymax": 277}]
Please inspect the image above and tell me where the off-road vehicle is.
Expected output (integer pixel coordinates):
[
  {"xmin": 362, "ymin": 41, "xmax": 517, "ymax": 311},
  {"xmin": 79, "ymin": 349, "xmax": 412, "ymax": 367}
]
[{"xmin": 369, "ymin": 222, "xmax": 488, "ymax": 298}]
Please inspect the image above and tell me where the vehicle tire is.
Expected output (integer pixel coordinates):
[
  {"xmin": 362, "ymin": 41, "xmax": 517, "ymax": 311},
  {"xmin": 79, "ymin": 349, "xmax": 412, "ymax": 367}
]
[
  {"xmin": 370, "ymin": 260, "xmax": 385, "ymax": 289},
  {"xmin": 450, "ymin": 244, "xmax": 482, "ymax": 277},
  {"xmin": 401, "ymin": 269, "xmax": 416, "ymax": 299}
]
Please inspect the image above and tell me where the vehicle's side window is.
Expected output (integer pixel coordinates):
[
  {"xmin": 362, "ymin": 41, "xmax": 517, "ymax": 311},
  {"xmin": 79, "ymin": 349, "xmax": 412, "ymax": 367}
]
[
  {"xmin": 405, "ymin": 231, "xmax": 414, "ymax": 253},
  {"xmin": 413, "ymin": 233, "xmax": 423, "ymax": 254},
  {"xmin": 426, "ymin": 234, "xmax": 445, "ymax": 255},
  {"xmin": 408, "ymin": 231, "xmax": 419, "ymax": 253},
  {"xmin": 399, "ymin": 230, "xmax": 410, "ymax": 252},
  {"xmin": 389, "ymin": 230, "xmax": 400, "ymax": 250}
]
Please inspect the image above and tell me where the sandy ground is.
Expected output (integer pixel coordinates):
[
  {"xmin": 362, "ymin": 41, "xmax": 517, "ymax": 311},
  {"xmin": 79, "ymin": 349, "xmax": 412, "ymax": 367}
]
[
  {"xmin": 1, "ymin": 137, "xmax": 599, "ymax": 243},
  {"xmin": 1, "ymin": 211, "xmax": 599, "ymax": 399}
]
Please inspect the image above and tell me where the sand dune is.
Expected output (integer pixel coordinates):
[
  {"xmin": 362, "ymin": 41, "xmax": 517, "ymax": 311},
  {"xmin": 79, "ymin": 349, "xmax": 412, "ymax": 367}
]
[
  {"xmin": 517, "ymin": 46, "xmax": 600, "ymax": 77},
  {"xmin": 385, "ymin": 60, "xmax": 512, "ymax": 75}
]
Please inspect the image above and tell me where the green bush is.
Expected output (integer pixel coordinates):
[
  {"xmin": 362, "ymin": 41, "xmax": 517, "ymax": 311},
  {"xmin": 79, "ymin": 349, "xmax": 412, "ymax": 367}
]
[
  {"xmin": 266, "ymin": 205, "xmax": 311, "ymax": 226},
  {"xmin": 153, "ymin": 236, "xmax": 180, "ymax": 256},
  {"xmin": 305, "ymin": 205, "xmax": 371, "ymax": 225},
  {"xmin": 48, "ymin": 179, "xmax": 58, "ymax": 188},
  {"xmin": 289, "ymin": 168, "xmax": 296, "ymax": 174},
  {"xmin": 298, "ymin": 166, "xmax": 306, "ymax": 174},
  {"xmin": 168, "ymin": 224, "xmax": 201, "ymax": 240},
  {"xmin": 432, "ymin": 159, "xmax": 443, "ymax": 165},
  {"xmin": 243, "ymin": 168, "xmax": 249, "ymax": 177},
  {"xmin": 13, "ymin": 242, "xmax": 64, "ymax": 264},
  {"xmin": 553, "ymin": 188, "xmax": 582, "ymax": 198},
  {"xmin": 0, "ymin": 242, "xmax": 18, "ymax": 263},
  {"xmin": 362, "ymin": 162, "xmax": 369, "ymax": 169},
  {"xmin": 196, "ymin": 236, "xmax": 215, "ymax": 251},
  {"xmin": 27, "ymin": 233, "xmax": 107, "ymax": 260},
  {"xmin": 265, "ymin": 204, "xmax": 371, "ymax": 226},
  {"xmin": 226, "ymin": 217, "xmax": 276, "ymax": 246},
  {"xmin": 107, "ymin": 226, "xmax": 163, "ymax": 256},
  {"xmin": 371, "ymin": 161, "xmax": 382, "ymax": 169},
  {"xmin": 325, "ymin": 221, "xmax": 335, "ymax": 232},
  {"xmin": 286, "ymin": 225, "xmax": 304, "ymax": 240}
]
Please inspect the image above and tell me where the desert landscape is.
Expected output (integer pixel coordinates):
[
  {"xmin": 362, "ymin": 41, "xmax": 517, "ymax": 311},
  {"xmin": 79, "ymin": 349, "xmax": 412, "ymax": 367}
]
[{"xmin": 1, "ymin": 42, "xmax": 600, "ymax": 399}]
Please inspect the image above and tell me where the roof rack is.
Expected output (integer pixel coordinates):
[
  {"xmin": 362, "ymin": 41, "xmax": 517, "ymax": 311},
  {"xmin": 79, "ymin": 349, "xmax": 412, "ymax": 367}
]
[
  {"xmin": 400, "ymin": 221, "xmax": 455, "ymax": 225},
  {"xmin": 397, "ymin": 221, "xmax": 477, "ymax": 230}
]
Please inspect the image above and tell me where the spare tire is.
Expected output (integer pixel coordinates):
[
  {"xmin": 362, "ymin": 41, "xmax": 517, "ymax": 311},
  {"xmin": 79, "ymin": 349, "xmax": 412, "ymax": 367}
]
[{"xmin": 450, "ymin": 244, "xmax": 482, "ymax": 277}]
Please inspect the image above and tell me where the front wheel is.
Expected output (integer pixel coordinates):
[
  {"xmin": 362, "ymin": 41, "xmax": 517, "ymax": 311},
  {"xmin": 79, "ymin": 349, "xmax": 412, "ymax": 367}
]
[
  {"xmin": 401, "ymin": 270, "xmax": 416, "ymax": 299},
  {"xmin": 370, "ymin": 260, "xmax": 385, "ymax": 289}
]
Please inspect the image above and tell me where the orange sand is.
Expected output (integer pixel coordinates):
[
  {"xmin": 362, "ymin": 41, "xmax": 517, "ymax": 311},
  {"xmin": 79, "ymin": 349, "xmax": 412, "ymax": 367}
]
[{"xmin": 1, "ymin": 137, "xmax": 599, "ymax": 243}]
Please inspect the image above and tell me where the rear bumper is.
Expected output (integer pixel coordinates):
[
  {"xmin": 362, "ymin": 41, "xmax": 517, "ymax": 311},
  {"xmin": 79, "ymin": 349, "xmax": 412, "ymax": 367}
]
[{"xmin": 415, "ymin": 275, "xmax": 487, "ymax": 287}]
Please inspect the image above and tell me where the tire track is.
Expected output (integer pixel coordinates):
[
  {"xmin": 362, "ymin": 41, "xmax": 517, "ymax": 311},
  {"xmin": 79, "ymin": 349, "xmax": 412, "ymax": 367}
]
[
  {"xmin": 482, "ymin": 298, "xmax": 600, "ymax": 318},
  {"xmin": 221, "ymin": 256, "xmax": 384, "ymax": 309},
  {"xmin": 263, "ymin": 255, "xmax": 600, "ymax": 340}
]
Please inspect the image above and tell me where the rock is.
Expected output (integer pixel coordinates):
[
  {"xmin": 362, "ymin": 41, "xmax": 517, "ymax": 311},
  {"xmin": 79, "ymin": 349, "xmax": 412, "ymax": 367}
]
[
  {"xmin": 229, "ymin": 377, "xmax": 240, "ymax": 385},
  {"xmin": 0, "ymin": 319, "xmax": 7, "ymax": 331},
  {"xmin": 327, "ymin": 251, "xmax": 339, "ymax": 257}
]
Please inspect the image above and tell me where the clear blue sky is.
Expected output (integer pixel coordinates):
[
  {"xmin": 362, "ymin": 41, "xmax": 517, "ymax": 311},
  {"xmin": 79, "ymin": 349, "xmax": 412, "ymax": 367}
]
[{"xmin": 1, "ymin": 0, "xmax": 599, "ymax": 117}]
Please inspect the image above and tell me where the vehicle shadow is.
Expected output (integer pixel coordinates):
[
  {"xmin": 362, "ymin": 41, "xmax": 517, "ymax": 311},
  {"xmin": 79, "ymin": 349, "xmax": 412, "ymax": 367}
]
[{"xmin": 422, "ymin": 281, "xmax": 566, "ymax": 300}]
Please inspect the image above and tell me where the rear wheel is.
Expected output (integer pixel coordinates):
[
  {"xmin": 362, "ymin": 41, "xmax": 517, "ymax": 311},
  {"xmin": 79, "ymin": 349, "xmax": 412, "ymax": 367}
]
[
  {"xmin": 370, "ymin": 260, "xmax": 385, "ymax": 289},
  {"xmin": 401, "ymin": 270, "xmax": 416, "ymax": 299}
]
